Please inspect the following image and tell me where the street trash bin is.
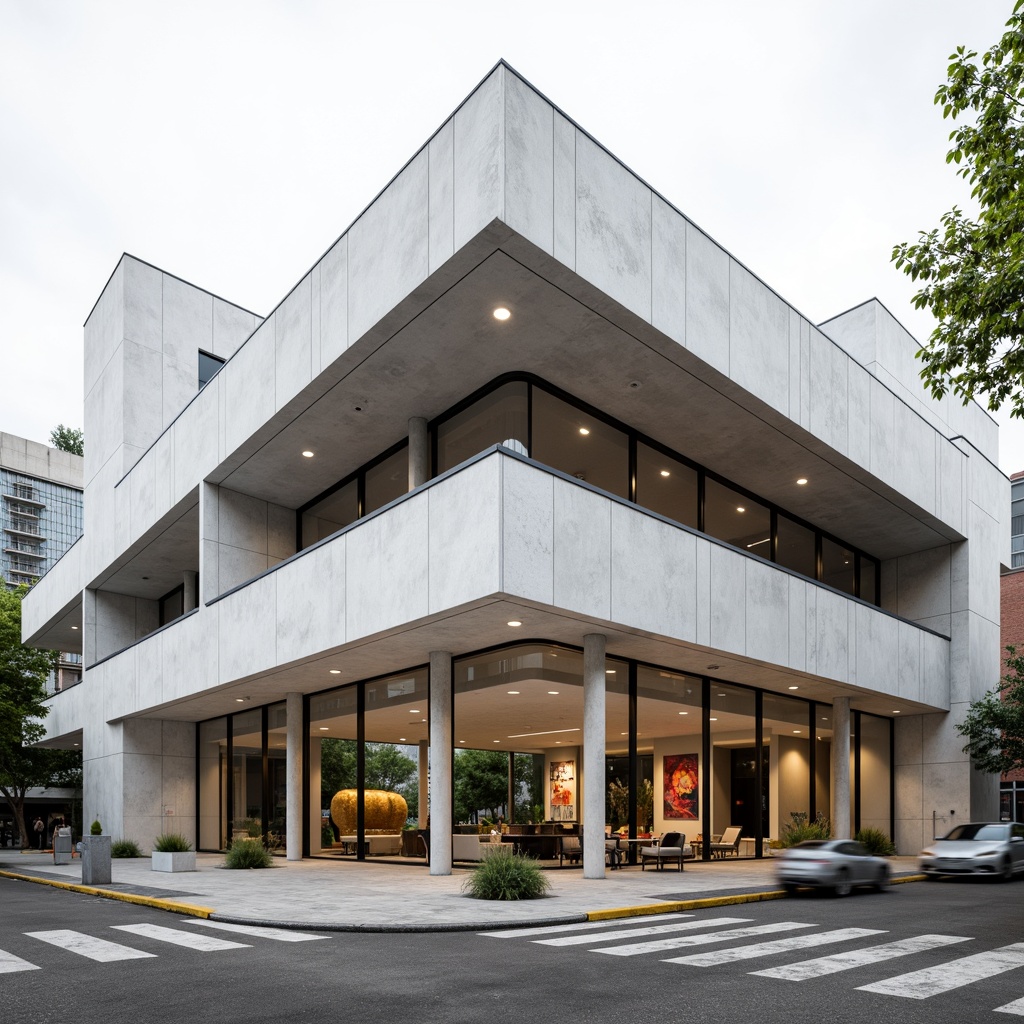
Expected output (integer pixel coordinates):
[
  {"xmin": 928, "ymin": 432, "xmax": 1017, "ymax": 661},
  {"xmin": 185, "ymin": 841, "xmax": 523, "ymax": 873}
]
[{"xmin": 53, "ymin": 827, "xmax": 73, "ymax": 865}]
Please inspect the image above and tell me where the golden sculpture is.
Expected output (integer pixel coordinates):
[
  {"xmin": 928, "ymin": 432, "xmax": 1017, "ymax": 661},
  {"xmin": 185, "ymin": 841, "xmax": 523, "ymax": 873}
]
[{"xmin": 330, "ymin": 789, "xmax": 408, "ymax": 835}]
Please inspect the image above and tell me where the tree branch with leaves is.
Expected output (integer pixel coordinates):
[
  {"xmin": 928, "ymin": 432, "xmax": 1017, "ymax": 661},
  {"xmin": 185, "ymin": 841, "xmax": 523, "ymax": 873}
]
[{"xmin": 892, "ymin": 1, "xmax": 1024, "ymax": 416}]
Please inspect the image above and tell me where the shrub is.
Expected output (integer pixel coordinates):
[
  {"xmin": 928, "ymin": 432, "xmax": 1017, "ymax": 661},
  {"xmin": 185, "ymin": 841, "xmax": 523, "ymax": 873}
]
[
  {"xmin": 462, "ymin": 852, "xmax": 551, "ymax": 901},
  {"xmin": 779, "ymin": 811, "xmax": 832, "ymax": 848},
  {"xmin": 856, "ymin": 827, "xmax": 896, "ymax": 856},
  {"xmin": 111, "ymin": 839, "xmax": 143, "ymax": 858},
  {"xmin": 225, "ymin": 839, "xmax": 274, "ymax": 869},
  {"xmin": 90, "ymin": 820, "xmax": 103, "ymax": 836},
  {"xmin": 153, "ymin": 833, "xmax": 193, "ymax": 853}
]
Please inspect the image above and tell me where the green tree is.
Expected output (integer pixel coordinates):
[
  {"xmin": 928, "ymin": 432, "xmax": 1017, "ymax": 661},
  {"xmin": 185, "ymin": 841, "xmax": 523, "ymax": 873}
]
[
  {"xmin": 318, "ymin": 738, "xmax": 416, "ymax": 806},
  {"xmin": 453, "ymin": 748, "xmax": 510, "ymax": 822},
  {"xmin": 0, "ymin": 586, "xmax": 81, "ymax": 847},
  {"xmin": 49, "ymin": 425, "xmax": 84, "ymax": 456},
  {"xmin": 892, "ymin": 2, "xmax": 1024, "ymax": 416},
  {"xmin": 957, "ymin": 646, "xmax": 1024, "ymax": 773}
]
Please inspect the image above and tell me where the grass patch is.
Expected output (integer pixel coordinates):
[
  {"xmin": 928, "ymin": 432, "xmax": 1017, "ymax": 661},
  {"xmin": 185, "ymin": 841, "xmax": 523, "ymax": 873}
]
[
  {"xmin": 462, "ymin": 852, "xmax": 551, "ymax": 901},
  {"xmin": 225, "ymin": 839, "xmax": 274, "ymax": 869},
  {"xmin": 111, "ymin": 839, "xmax": 143, "ymax": 858}
]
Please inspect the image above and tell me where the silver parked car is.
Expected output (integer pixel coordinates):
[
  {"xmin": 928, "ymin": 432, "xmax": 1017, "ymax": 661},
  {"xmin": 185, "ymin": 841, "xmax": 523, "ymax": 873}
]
[
  {"xmin": 775, "ymin": 839, "xmax": 890, "ymax": 896},
  {"xmin": 919, "ymin": 822, "xmax": 1024, "ymax": 881}
]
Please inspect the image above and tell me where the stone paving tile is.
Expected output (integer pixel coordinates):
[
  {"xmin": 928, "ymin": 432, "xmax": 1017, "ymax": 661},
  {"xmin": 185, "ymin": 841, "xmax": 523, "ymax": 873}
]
[{"xmin": 0, "ymin": 852, "xmax": 923, "ymax": 930}]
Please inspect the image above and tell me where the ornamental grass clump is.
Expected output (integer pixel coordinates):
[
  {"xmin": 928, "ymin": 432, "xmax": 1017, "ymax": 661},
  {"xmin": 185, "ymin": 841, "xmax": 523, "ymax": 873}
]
[
  {"xmin": 111, "ymin": 839, "xmax": 143, "ymax": 858},
  {"xmin": 462, "ymin": 852, "xmax": 550, "ymax": 901},
  {"xmin": 225, "ymin": 839, "xmax": 274, "ymax": 869},
  {"xmin": 153, "ymin": 833, "xmax": 193, "ymax": 853},
  {"xmin": 779, "ymin": 811, "xmax": 832, "ymax": 848},
  {"xmin": 855, "ymin": 827, "xmax": 896, "ymax": 856}
]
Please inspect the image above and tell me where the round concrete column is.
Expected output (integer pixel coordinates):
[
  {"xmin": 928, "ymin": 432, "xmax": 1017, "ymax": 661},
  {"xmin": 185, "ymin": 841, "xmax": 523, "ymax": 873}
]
[
  {"xmin": 583, "ymin": 633, "xmax": 606, "ymax": 879},
  {"xmin": 429, "ymin": 651, "xmax": 453, "ymax": 875},
  {"xmin": 831, "ymin": 697, "xmax": 851, "ymax": 839},
  {"xmin": 286, "ymin": 691, "xmax": 304, "ymax": 860},
  {"xmin": 408, "ymin": 417, "xmax": 429, "ymax": 490}
]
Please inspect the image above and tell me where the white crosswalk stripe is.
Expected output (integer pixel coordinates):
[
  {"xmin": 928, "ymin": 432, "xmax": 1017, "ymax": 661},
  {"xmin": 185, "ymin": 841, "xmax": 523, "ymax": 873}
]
[
  {"xmin": 26, "ymin": 929, "xmax": 156, "ymax": 962},
  {"xmin": 752, "ymin": 934, "xmax": 971, "ymax": 981},
  {"xmin": 597, "ymin": 921, "xmax": 814, "ymax": 957},
  {"xmin": 111, "ymin": 923, "xmax": 250, "ymax": 951},
  {"xmin": 182, "ymin": 919, "xmax": 329, "ymax": 942},
  {"xmin": 534, "ymin": 917, "xmax": 751, "ymax": 947},
  {"xmin": 665, "ymin": 927, "xmax": 887, "ymax": 966},
  {"xmin": 480, "ymin": 913, "xmax": 695, "ymax": 939},
  {"xmin": 0, "ymin": 949, "xmax": 40, "ymax": 974},
  {"xmin": 858, "ymin": 943, "xmax": 1024, "ymax": 999},
  {"xmin": 995, "ymin": 996, "xmax": 1024, "ymax": 1016}
]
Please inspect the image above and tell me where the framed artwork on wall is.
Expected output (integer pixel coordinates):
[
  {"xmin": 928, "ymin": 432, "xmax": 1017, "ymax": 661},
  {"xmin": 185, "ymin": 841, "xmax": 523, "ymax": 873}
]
[
  {"xmin": 663, "ymin": 753, "xmax": 698, "ymax": 819},
  {"xmin": 550, "ymin": 759, "xmax": 575, "ymax": 821}
]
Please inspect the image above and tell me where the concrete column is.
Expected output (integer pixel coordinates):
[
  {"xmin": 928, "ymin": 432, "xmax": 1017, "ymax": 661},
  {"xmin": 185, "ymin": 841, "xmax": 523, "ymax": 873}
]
[
  {"xmin": 182, "ymin": 571, "xmax": 198, "ymax": 613},
  {"xmin": 831, "ymin": 697, "xmax": 851, "ymax": 840},
  {"xmin": 408, "ymin": 417, "xmax": 429, "ymax": 490},
  {"xmin": 429, "ymin": 651, "xmax": 452, "ymax": 875},
  {"xmin": 583, "ymin": 633, "xmax": 606, "ymax": 879},
  {"xmin": 418, "ymin": 740, "xmax": 429, "ymax": 827},
  {"xmin": 286, "ymin": 692, "xmax": 303, "ymax": 861}
]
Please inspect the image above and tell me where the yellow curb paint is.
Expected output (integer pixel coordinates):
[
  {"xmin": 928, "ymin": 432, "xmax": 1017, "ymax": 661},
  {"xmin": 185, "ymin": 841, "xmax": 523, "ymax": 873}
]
[{"xmin": 0, "ymin": 869, "xmax": 214, "ymax": 918}]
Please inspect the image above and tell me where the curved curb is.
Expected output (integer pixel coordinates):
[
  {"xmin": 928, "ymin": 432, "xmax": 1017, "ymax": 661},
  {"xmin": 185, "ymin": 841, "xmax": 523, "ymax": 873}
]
[
  {"xmin": 0, "ymin": 869, "xmax": 214, "ymax": 918},
  {"xmin": 204, "ymin": 912, "xmax": 591, "ymax": 934}
]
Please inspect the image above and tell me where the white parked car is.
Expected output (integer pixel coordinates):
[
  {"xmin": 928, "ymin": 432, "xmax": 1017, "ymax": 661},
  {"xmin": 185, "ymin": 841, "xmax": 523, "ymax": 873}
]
[
  {"xmin": 919, "ymin": 822, "xmax": 1024, "ymax": 881},
  {"xmin": 775, "ymin": 839, "xmax": 890, "ymax": 896}
]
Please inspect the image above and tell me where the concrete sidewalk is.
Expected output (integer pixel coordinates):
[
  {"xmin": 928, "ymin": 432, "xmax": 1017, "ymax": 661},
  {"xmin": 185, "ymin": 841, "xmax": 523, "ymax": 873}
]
[{"xmin": 0, "ymin": 851, "xmax": 925, "ymax": 932}]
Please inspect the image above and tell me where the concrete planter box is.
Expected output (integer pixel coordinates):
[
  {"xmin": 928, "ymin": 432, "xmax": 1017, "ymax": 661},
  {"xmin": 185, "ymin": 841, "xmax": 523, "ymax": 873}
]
[
  {"xmin": 152, "ymin": 851, "xmax": 196, "ymax": 872},
  {"xmin": 81, "ymin": 835, "xmax": 111, "ymax": 885}
]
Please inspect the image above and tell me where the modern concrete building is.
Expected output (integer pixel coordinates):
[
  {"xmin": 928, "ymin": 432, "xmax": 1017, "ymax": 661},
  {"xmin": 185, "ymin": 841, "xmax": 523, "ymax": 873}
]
[{"xmin": 22, "ymin": 63, "xmax": 1007, "ymax": 873}]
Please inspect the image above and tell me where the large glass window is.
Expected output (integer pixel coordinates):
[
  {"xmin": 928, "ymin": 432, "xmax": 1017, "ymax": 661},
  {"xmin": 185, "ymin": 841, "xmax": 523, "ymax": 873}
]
[
  {"xmin": 531, "ymin": 389, "xmax": 629, "ymax": 498},
  {"xmin": 860, "ymin": 557, "xmax": 878, "ymax": 603},
  {"xmin": 231, "ymin": 709, "xmax": 263, "ymax": 843},
  {"xmin": 821, "ymin": 536, "xmax": 856, "ymax": 596},
  {"xmin": 638, "ymin": 668, "xmax": 702, "ymax": 851},
  {"xmin": 776, "ymin": 514, "xmax": 816, "ymax": 578},
  {"xmin": 635, "ymin": 443, "xmax": 698, "ymax": 529},
  {"xmin": 309, "ymin": 685, "xmax": 358, "ymax": 855},
  {"xmin": 436, "ymin": 381, "xmax": 529, "ymax": 473},
  {"xmin": 302, "ymin": 479, "xmax": 358, "ymax": 548},
  {"xmin": 704, "ymin": 478, "xmax": 770, "ymax": 554},
  {"xmin": 710, "ymin": 683, "xmax": 760, "ymax": 845},
  {"xmin": 763, "ymin": 693, "xmax": 811, "ymax": 842},
  {"xmin": 198, "ymin": 718, "xmax": 226, "ymax": 851},
  {"xmin": 267, "ymin": 703, "xmax": 287, "ymax": 854},
  {"xmin": 859, "ymin": 714, "xmax": 891, "ymax": 834},
  {"xmin": 364, "ymin": 446, "xmax": 408, "ymax": 516},
  {"xmin": 815, "ymin": 705, "xmax": 833, "ymax": 823}
]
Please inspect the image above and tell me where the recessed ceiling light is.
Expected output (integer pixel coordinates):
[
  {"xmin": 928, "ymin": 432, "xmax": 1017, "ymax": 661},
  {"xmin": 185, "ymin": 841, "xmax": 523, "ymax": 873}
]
[
  {"xmin": 302, "ymin": 450, "xmax": 314, "ymax": 458},
  {"xmin": 507, "ymin": 620, "xmax": 522, "ymax": 628},
  {"xmin": 507, "ymin": 690, "xmax": 520, "ymax": 695},
  {"xmin": 788, "ymin": 685, "xmax": 799, "ymax": 690},
  {"xmin": 678, "ymin": 711, "xmax": 688, "ymax": 716},
  {"xmin": 493, "ymin": 739, "xmax": 501, "ymax": 743},
  {"xmin": 606, "ymin": 669, "xmax": 616, "ymax": 675},
  {"xmin": 329, "ymin": 669, "xmax": 341, "ymax": 675},
  {"xmin": 493, "ymin": 307, "xmax": 511, "ymax": 320},
  {"xmin": 660, "ymin": 470, "xmax": 670, "ymax": 477},
  {"xmin": 319, "ymin": 727, "xmax": 329, "ymax": 731},
  {"xmin": 71, "ymin": 625, "xmax": 78, "ymax": 630},
  {"xmin": 399, "ymin": 738, "xmax": 406, "ymax": 742},
  {"xmin": 736, "ymin": 506, "xmax": 746, "ymax": 513},
  {"xmin": 797, "ymin": 478, "xmax": 808, "ymax": 486},
  {"xmin": 235, "ymin": 698, "xmax": 246, "ymax": 703},
  {"xmin": 718, "ymin": 693, "xmax": 727, "ymax": 697},
  {"xmin": 409, "ymin": 709, "xmax": 420, "ymax": 714},
  {"xmin": 548, "ymin": 691, "xmax": 559, "ymax": 695},
  {"xmin": 579, "ymin": 427, "xmax": 590, "ymax": 436},
  {"xmin": 793, "ymin": 729, "xmax": 801, "ymax": 734},
  {"xmin": 73, "ymin": 742, "xmax": 79, "ymax": 746},
  {"xmin": 709, "ymin": 717, "xmax": 718, "ymax": 721},
  {"xmin": 555, "ymin": 741, "xmax": 562, "ymax": 744},
  {"xmin": 621, "ymin": 731, "xmax": 628, "ymax": 735},
  {"xmin": 893, "ymin": 710, "xmax": 901, "ymax": 714},
  {"xmin": 459, "ymin": 739, "xmax": 465, "ymax": 743}
]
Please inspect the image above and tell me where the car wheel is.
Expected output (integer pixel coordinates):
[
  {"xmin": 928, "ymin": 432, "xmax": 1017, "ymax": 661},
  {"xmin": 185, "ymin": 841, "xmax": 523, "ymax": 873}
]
[
  {"xmin": 874, "ymin": 866, "xmax": 890, "ymax": 892},
  {"xmin": 833, "ymin": 870, "xmax": 852, "ymax": 897},
  {"xmin": 782, "ymin": 883, "xmax": 798, "ymax": 894},
  {"xmin": 924, "ymin": 871, "xmax": 940, "ymax": 881}
]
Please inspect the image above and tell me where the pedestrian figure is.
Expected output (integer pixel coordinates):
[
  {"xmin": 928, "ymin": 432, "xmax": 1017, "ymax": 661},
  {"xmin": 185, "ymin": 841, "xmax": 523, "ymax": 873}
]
[{"xmin": 33, "ymin": 816, "xmax": 45, "ymax": 850}]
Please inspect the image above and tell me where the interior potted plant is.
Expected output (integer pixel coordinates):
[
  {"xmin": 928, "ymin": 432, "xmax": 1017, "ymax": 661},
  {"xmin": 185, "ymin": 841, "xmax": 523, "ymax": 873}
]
[{"xmin": 151, "ymin": 832, "xmax": 196, "ymax": 872}]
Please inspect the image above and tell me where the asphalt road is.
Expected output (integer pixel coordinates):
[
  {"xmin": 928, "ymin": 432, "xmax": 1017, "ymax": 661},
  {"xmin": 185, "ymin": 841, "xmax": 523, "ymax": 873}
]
[{"xmin": 3, "ymin": 876, "xmax": 1024, "ymax": 1023}]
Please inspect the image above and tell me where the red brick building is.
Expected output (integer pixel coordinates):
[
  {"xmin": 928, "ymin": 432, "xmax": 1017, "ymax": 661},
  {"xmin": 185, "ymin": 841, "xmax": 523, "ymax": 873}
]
[{"xmin": 1000, "ymin": 471, "xmax": 1024, "ymax": 810}]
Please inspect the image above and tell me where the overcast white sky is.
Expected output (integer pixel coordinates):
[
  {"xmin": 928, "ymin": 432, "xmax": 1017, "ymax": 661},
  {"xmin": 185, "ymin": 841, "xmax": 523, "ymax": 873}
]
[{"xmin": 3, "ymin": 1, "xmax": 1022, "ymax": 473}]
